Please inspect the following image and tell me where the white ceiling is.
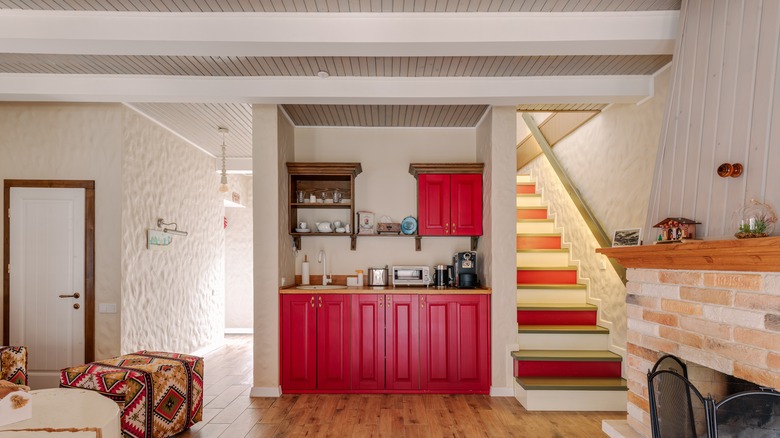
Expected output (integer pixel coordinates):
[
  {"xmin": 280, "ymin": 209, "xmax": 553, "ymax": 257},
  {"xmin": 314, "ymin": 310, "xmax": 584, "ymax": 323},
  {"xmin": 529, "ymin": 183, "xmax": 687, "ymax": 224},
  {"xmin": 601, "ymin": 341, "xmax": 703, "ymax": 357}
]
[{"xmin": 0, "ymin": 0, "xmax": 681, "ymax": 166}]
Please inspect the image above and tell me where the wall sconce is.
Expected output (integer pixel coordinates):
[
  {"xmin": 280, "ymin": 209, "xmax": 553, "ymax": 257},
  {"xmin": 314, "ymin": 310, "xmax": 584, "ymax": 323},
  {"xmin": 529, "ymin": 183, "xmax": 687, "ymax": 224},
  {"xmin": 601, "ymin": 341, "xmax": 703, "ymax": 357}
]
[
  {"xmin": 717, "ymin": 163, "xmax": 743, "ymax": 178},
  {"xmin": 157, "ymin": 219, "xmax": 188, "ymax": 236},
  {"xmin": 218, "ymin": 127, "xmax": 229, "ymax": 193}
]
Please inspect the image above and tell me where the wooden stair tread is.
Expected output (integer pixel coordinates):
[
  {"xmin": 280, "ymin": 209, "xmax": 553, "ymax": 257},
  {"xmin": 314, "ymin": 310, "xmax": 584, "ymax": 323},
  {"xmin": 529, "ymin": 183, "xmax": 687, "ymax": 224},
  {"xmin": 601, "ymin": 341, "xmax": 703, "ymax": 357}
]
[
  {"xmin": 517, "ymin": 194, "xmax": 542, "ymax": 197},
  {"xmin": 511, "ymin": 350, "xmax": 622, "ymax": 362},
  {"xmin": 515, "ymin": 376, "xmax": 627, "ymax": 391},
  {"xmin": 516, "ymin": 206, "xmax": 547, "ymax": 209},
  {"xmin": 516, "ymin": 232, "xmax": 561, "ymax": 236},
  {"xmin": 517, "ymin": 303, "xmax": 597, "ymax": 310},
  {"xmin": 517, "ymin": 325, "xmax": 609, "ymax": 334},
  {"xmin": 517, "ymin": 249, "xmax": 569, "ymax": 253},
  {"xmin": 516, "ymin": 219, "xmax": 554, "ymax": 222},
  {"xmin": 517, "ymin": 283, "xmax": 587, "ymax": 290}
]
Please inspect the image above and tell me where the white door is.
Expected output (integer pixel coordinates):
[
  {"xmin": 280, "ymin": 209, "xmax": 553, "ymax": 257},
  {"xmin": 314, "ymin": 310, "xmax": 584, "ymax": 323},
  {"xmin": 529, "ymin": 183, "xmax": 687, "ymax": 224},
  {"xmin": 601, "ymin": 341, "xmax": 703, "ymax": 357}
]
[{"xmin": 10, "ymin": 187, "xmax": 85, "ymax": 389}]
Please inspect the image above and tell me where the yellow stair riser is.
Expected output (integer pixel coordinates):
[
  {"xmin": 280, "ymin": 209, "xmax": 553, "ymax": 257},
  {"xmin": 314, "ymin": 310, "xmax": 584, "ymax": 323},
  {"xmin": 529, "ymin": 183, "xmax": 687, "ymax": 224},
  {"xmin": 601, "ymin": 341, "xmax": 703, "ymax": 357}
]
[
  {"xmin": 517, "ymin": 251, "xmax": 570, "ymax": 267},
  {"xmin": 516, "ymin": 195, "xmax": 544, "ymax": 207},
  {"xmin": 516, "ymin": 221, "xmax": 556, "ymax": 234},
  {"xmin": 516, "ymin": 288, "xmax": 588, "ymax": 304},
  {"xmin": 517, "ymin": 332, "xmax": 609, "ymax": 350}
]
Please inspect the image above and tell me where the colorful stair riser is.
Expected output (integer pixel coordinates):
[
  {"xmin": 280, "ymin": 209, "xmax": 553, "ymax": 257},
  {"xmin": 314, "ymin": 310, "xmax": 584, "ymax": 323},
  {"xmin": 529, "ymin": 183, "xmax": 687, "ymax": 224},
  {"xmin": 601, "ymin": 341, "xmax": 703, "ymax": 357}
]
[
  {"xmin": 516, "ymin": 309, "xmax": 597, "ymax": 325},
  {"xmin": 516, "ymin": 269, "xmax": 577, "ymax": 284},
  {"xmin": 514, "ymin": 361, "xmax": 622, "ymax": 378},
  {"xmin": 515, "ymin": 179, "xmax": 622, "ymax": 384}
]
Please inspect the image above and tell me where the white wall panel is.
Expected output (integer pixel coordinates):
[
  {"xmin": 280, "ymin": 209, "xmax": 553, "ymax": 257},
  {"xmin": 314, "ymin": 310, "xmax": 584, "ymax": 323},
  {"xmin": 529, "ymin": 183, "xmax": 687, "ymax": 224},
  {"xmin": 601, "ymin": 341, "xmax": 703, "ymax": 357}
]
[{"xmin": 646, "ymin": 0, "xmax": 780, "ymax": 239}]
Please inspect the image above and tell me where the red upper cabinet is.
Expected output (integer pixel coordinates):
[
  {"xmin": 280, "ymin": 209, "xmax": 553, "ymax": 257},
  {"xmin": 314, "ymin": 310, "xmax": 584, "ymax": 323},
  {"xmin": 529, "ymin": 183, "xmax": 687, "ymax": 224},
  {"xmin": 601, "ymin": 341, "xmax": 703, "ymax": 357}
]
[
  {"xmin": 450, "ymin": 174, "xmax": 483, "ymax": 236},
  {"xmin": 411, "ymin": 164, "xmax": 483, "ymax": 237}
]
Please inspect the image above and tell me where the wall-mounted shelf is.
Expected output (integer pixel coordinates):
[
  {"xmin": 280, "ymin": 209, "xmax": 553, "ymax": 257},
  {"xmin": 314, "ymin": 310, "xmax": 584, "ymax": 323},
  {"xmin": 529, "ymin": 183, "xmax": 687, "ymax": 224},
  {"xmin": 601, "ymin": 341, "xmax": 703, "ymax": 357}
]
[{"xmin": 287, "ymin": 162, "xmax": 361, "ymax": 251}]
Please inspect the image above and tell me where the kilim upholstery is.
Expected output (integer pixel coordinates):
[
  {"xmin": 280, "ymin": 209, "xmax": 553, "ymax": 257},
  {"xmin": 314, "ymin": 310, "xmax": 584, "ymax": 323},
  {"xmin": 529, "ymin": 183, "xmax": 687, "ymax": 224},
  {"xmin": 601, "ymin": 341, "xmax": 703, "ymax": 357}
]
[
  {"xmin": 60, "ymin": 351, "xmax": 203, "ymax": 438},
  {"xmin": 0, "ymin": 346, "xmax": 28, "ymax": 385}
]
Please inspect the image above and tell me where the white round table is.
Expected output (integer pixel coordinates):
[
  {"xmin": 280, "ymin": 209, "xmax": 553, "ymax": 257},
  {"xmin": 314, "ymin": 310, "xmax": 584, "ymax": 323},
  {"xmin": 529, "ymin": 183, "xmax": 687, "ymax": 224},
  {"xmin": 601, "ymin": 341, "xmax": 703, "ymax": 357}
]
[{"xmin": 0, "ymin": 388, "xmax": 121, "ymax": 437}]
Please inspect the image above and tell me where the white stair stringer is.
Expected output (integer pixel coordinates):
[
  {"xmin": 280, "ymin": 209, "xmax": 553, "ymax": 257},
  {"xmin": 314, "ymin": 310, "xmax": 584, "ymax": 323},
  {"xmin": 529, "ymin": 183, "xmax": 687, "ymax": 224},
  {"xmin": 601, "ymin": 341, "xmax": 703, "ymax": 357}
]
[{"xmin": 514, "ymin": 379, "xmax": 627, "ymax": 412}]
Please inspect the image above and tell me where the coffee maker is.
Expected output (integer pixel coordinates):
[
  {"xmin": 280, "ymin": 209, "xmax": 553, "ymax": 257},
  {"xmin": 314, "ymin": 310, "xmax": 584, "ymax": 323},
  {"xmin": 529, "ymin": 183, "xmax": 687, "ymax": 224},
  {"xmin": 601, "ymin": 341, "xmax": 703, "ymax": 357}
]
[{"xmin": 453, "ymin": 251, "xmax": 478, "ymax": 288}]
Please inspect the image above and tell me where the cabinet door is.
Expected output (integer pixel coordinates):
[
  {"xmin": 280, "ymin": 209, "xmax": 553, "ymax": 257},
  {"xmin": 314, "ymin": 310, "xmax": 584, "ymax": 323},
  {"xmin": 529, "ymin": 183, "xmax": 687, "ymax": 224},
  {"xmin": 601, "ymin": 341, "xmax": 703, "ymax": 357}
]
[
  {"xmin": 281, "ymin": 294, "xmax": 317, "ymax": 390},
  {"xmin": 420, "ymin": 294, "xmax": 490, "ymax": 392},
  {"xmin": 451, "ymin": 294, "xmax": 490, "ymax": 391},
  {"xmin": 386, "ymin": 294, "xmax": 419, "ymax": 390},
  {"xmin": 351, "ymin": 294, "xmax": 385, "ymax": 390},
  {"xmin": 418, "ymin": 174, "xmax": 451, "ymax": 235},
  {"xmin": 450, "ymin": 174, "xmax": 483, "ymax": 236},
  {"xmin": 317, "ymin": 294, "xmax": 351, "ymax": 390}
]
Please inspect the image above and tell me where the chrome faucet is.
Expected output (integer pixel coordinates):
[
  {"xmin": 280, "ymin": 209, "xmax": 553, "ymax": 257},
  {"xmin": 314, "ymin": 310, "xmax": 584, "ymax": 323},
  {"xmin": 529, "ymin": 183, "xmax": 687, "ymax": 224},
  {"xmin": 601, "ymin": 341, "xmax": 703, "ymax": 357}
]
[{"xmin": 318, "ymin": 250, "xmax": 331, "ymax": 285}]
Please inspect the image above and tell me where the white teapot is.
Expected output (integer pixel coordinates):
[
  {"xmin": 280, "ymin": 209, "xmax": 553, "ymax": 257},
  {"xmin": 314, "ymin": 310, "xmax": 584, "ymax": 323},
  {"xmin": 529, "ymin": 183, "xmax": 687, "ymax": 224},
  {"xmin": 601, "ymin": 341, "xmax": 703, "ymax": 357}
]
[{"xmin": 316, "ymin": 222, "xmax": 333, "ymax": 233}]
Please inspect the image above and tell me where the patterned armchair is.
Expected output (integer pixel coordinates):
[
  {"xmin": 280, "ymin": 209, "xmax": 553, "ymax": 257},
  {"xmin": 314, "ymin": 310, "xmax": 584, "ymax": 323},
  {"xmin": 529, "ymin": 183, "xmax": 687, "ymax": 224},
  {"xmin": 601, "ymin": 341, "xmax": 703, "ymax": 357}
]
[{"xmin": 0, "ymin": 346, "xmax": 28, "ymax": 385}]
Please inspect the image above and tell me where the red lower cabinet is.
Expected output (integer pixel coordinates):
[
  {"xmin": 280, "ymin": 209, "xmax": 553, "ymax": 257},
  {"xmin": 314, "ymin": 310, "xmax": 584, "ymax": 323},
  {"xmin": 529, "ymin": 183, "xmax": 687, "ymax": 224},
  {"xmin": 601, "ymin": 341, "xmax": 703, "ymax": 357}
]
[
  {"xmin": 351, "ymin": 294, "xmax": 420, "ymax": 391},
  {"xmin": 283, "ymin": 293, "xmax": 489, "ymax": 393},
  {"xmin": 281, "ymin": 294, "xmax": 350, "ymax": 391},
  {"xmin": 420, "ymin": 294, "xmax": 491, "ymax": 393}
]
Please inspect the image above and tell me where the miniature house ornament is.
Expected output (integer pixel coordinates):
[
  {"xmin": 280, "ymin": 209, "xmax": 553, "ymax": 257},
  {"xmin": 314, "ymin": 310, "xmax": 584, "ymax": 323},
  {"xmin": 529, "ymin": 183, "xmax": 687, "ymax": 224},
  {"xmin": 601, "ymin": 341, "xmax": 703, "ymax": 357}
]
[{"xmin": 653, "ymin": 217, "xmax": 700, "ymax": 243}]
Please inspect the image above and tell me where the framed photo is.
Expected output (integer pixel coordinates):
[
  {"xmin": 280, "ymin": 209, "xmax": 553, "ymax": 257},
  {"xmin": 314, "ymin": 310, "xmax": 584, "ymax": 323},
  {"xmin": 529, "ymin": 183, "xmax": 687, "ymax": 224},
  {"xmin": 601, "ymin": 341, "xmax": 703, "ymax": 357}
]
[{"xmin": 612, "ymin": 228, "xmax": 642, "ymax": 247}]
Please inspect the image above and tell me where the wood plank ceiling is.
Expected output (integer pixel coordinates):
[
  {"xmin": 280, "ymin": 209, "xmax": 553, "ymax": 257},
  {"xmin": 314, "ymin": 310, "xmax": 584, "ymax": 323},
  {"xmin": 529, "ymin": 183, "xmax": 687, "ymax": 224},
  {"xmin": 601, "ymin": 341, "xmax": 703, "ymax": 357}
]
[{"xmin": 0, "ymin": 0, "xmax": 681, "ymax": 159}]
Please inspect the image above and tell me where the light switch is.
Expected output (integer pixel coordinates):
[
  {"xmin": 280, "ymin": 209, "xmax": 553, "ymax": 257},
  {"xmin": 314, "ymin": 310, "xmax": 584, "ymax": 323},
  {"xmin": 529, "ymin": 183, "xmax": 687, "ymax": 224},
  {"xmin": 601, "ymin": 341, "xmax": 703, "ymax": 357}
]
[{"xmin": 99, "ymin": 303, "xmax": 117, "ymax": 314}]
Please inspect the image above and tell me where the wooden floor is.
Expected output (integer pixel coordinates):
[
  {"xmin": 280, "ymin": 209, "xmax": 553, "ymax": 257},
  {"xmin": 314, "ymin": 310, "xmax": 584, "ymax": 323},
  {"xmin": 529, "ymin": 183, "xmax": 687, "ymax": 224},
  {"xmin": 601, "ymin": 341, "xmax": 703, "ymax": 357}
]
[{"xmin": 178, "ymin": 335, "xmax": 624, "ymax": 437}]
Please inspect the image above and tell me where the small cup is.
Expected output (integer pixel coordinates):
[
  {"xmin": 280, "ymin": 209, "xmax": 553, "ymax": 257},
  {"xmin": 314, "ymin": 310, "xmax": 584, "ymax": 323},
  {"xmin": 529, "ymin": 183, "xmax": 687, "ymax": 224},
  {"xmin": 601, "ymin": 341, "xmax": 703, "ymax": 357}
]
[
  {"xmin": 296, "ymin": 190, "xmax": 305, "ymax": 203},
  {"xmin": 333, "ymin": 220, "xmax": 343, "ymax": 228},
  {"xmin": 298, "ymin": 222, "xmax": 307, "ymax": 230}
]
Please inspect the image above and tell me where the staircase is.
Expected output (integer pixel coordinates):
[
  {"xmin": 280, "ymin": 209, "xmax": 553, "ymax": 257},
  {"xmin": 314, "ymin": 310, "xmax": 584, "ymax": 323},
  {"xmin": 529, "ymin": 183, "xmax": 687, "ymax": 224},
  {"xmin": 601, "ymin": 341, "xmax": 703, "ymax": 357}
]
[{"xmin": 513, "ymin": 175, "xmax": 627, "ymax": 411}]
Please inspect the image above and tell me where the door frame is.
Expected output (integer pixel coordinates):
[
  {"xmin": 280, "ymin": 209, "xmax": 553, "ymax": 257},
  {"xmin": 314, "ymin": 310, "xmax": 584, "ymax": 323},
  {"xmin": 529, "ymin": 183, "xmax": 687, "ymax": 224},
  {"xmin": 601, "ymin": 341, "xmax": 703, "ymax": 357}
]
[{"xmin": 3, "ymin": 180, "xmax": 95, "ymax": 362}]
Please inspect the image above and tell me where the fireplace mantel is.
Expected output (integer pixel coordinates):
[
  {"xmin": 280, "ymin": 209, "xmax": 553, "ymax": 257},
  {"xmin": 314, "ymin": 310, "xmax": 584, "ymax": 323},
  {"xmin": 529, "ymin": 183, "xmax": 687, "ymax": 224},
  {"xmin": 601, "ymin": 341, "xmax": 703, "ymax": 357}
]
[{"xmin": 597, "ymin": 236, "xmax": 780, "ymax": 272}]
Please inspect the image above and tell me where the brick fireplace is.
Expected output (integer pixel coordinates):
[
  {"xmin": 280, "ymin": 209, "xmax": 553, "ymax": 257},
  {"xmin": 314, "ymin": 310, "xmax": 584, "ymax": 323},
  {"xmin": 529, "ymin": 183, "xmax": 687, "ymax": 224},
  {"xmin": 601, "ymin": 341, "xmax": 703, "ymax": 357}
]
[{"xmin": 598, "ymin": 238, "xmax": 780, "ymax": 437}]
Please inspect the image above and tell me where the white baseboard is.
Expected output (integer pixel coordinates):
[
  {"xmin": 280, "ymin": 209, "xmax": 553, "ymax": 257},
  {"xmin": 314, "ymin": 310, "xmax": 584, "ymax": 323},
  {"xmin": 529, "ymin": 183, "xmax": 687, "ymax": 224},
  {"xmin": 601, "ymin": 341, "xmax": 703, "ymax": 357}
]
[
  {"xmin": 250, "ymin": 386, "xmax": 282, "ymax": 397},
  {"xmin": 490, "ymin": 386, "xmax": 514, "ymax": 397},
  {"xmin": 224, "ymin": 328, "xmax": 253, "ymax": 334}
]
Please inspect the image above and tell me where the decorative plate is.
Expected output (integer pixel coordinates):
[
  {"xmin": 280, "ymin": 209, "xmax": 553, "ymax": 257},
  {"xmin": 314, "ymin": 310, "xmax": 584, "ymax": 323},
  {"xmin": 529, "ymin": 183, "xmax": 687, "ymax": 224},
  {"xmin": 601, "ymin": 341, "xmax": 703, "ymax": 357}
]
[{"xmin": 401, "ymin": 216, "xmax": 417, "ymax": 235}]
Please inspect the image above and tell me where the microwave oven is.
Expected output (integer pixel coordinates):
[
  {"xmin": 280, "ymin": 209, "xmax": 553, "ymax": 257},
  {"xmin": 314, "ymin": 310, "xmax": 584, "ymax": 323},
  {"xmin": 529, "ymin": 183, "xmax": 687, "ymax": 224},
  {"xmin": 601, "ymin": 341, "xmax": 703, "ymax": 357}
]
[{"xmin": 391, "ymin": 265, "xmax": 431, "ymax": 286}]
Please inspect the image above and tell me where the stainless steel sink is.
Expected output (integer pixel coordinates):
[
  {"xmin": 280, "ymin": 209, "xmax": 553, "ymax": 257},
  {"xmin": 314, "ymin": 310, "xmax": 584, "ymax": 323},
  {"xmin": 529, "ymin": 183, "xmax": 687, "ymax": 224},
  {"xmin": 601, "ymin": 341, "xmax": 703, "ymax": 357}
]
[{"xmin": 295, "ymin": 285, "xmax": 347, "ymax": 290}]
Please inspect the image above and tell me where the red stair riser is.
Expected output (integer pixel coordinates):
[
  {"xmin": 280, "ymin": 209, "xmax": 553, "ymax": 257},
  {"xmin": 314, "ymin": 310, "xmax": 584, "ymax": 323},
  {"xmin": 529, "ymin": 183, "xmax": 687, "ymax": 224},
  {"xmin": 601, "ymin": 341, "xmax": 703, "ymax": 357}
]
[
  {"xmin": 516, "ymin": 235, "xmax": 560, "ymax": 249},
  {"xmin": 514, "ymin": 360, "xmax": 622, "ymax": 378},
  {"xmin": 517, "ymin": 209, "xmax": 548, "ymax": 220},
  {"xmin": 517, "ymin": 310, "xmax": 597, "ymax": 325},
  {"xmin": 517, "ymin": 269, "xmax": 577, "ymax": 284},
  {"xmin": 516, "ymin": 185, "xmax": 536, "ymax": 194}
]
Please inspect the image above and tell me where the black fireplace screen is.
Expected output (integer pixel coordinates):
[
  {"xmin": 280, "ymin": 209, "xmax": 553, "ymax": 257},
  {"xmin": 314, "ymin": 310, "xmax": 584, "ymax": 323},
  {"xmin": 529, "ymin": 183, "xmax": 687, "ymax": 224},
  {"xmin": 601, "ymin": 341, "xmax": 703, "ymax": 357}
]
[{"xmin": 648, "ymin": 355, "xmax": 780, "ymax": 438}]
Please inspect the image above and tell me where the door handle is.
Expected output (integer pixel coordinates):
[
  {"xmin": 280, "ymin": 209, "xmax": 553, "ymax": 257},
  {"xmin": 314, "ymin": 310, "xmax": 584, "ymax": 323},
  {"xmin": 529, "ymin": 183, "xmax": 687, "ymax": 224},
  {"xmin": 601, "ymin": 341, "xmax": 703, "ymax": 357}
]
[{"xmin": 59, "ymin": 293, "xmax": 80, "ymax": 299}]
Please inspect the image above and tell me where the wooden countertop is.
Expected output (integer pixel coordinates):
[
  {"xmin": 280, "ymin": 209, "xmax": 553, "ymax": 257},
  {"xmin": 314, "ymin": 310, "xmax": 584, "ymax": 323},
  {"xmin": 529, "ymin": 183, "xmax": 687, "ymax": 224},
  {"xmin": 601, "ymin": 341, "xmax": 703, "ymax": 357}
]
[{"xmin": 280, "ymin": 285, "xmax": 491, "ymax": 295}]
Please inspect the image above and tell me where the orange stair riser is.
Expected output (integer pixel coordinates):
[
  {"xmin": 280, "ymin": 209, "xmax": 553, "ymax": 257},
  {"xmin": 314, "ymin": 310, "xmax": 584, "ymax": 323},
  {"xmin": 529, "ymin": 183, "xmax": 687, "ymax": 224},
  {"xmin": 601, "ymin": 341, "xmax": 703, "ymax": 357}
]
[
  {"xmin": 517, "ymin": 269, "xmax": 577, "ymax": 284},
  {"xmin": 517, "ymin": 209, "xmax": 548, "ymax": 220},
  {"xmin": 514, "ymin": 360, "xmax": 622, "ymax": 378},
  {"xmin": 517, "ymin": 310, "xmax": 597, "ymax": 325},
  {"xmin": 516, "ymin": 185, "xmax": 536, "ymax": 194},
  {"xmin": 516, "ymin": 235, "xmax": 560, "ymax": 249}
]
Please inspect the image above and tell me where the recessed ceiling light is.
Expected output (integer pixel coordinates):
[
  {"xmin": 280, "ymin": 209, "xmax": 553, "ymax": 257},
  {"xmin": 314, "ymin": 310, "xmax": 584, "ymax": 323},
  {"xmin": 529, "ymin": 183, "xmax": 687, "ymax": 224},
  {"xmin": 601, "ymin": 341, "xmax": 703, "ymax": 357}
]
[{"xmin": 317, "ymin": 70, "xmax": 330, "ymax": 79}]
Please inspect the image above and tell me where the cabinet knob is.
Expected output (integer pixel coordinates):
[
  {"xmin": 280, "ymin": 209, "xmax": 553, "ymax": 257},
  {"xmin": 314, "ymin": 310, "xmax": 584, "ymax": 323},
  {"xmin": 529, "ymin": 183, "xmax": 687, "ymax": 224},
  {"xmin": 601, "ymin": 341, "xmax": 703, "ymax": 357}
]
[
  {"xmin": 318, "ymin": 296, "xmax": 323, "ymax": 308},
  {"xmin": 420, "ymin": 296, "xmax": 425, "ymax": 308},
  {"xmin": 386, "ymin": 296, "xmax": 391, "ymax": 305},
  {"xmin": 310, "ymin": 296, "xmax": 315, "ymax": 308},
  {"xmin": 379, "ymin": 297, "xmax": 384, "ymax": 308}
]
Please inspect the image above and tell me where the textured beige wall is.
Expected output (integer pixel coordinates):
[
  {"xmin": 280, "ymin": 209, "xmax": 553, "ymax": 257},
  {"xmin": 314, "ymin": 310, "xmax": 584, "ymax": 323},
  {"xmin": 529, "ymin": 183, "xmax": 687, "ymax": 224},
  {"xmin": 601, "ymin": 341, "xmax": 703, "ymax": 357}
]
[
  {"xmin": 476, "ymin": 106, "xmax": 518, "ymax": 394},
  {"xmin": 224, "ymin": 175, "xmax": 253, "ymax": 331},
  {"xmin": 293, "ymin": 127, "xmax": 477, "ymax": 273},
  {"xmin": 555, "ymin": 68, "xmax": 669, "ymax": 239},
  {"xmin": 0, "ymin": 102, "xmax": 123, "ymax": 359},
  {"xmin": 519, "ymin": 70, "xmax": 669, "ymax": 354},
  {"xmin": 120, "ymin": 108, "xmax": 225, "ymax": 354}
]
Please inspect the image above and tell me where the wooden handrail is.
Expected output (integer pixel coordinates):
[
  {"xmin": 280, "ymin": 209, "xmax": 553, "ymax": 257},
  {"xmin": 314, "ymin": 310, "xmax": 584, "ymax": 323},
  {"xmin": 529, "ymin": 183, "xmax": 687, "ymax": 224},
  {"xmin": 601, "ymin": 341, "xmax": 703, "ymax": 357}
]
[{"xmin": 521, "ymin": 113, "xmax": 626, "ymax": 284}]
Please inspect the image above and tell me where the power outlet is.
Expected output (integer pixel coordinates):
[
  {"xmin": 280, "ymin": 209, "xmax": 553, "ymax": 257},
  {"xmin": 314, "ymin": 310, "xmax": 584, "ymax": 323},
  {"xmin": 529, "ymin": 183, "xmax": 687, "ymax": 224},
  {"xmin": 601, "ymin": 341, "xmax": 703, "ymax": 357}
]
[{"xmin": 99, "ymin": 303, "xmax": 117, "ymax": 314}]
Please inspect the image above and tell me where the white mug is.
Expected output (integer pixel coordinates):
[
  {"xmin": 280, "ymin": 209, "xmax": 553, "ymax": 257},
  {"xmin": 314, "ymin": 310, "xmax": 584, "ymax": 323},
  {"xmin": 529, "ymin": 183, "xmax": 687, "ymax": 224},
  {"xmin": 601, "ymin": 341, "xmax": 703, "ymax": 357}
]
[{"xmin": 299, "ymin": 222, "xmax": 307, "ymax": 229}]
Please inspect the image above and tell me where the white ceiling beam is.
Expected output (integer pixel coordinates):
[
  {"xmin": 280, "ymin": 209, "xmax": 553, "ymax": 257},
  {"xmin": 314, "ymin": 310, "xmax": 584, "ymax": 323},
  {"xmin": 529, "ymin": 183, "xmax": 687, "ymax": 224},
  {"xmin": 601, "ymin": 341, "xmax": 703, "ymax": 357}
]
[
  {"xmin": 0, "ymin": 11, "xmax": 678, "ymax": 57},
  {"xmin": 0, "ymin": 74, "xmax": 654, "ymax": 105}
]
